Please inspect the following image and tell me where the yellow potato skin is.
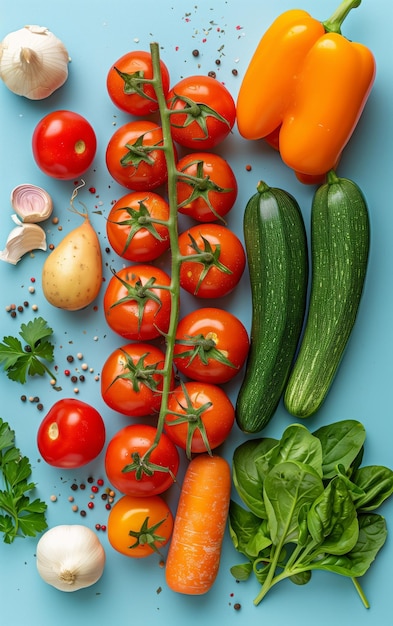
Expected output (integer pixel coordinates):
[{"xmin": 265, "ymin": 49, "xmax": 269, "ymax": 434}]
[{"xmin": 42, "ymin": 220, "xmax": 103, "ymax": 311}]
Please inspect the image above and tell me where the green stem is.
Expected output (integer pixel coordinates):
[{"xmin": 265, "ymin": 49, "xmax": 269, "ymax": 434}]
[
  {"xmin": 351, "ymin": 577, "xmax": 370, "ymax": 609},
  {"xmin": 149, "ymin": 42, "xmax": 182, "ymax": 446},
  {"xmin": 323, "ymin": 0, "xmax": 362, "ymax": 34}
]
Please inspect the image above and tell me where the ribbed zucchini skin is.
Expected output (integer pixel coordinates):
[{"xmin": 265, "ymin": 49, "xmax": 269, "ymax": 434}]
[
  {"xmin": 236, "ymin": 181, "xmax": 309, "ymax": 433},
  {"xmin": 284, "ymin": 172, "xmax": 370, "ymax": 418}
]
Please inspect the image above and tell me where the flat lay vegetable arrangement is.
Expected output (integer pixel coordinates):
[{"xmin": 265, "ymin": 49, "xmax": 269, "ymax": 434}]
[{"xmin": 0, "ymin": 0, "xmax": 392, "ymax": 622}]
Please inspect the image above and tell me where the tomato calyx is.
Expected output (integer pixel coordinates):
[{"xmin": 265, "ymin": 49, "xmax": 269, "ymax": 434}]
[
  {"xmin": 114, "ymin": 66, "xmax": 156, "ymax": 103},
  {"xmin": 177, "ymin": 158, "xmax": 234, "ymax": 221},
  {"xmin": 122, "ymin": 450, "xmax": 175, "ymax": 480},
  {"xmin": 174, "ymin": 333, "xmax": 237, "ymax": 369},
  {"xmin": 108, "ymin": 349, "xmax": 164, "ymax": 393},
  {"xmin": 165, "ymin": 381, "xmax": 213, "ymax": 458},
  {"xmin": 109, "ymin": 269, "xmax": 165, "ymax": 333},
  {"xmin": 168, "ymin": 93, "xmax": 231, "ymax": 138},
  {"xmin": 108, "ymin": 200, "xmax": 167, "ymax": 255},
  {"xmin": 127, "ymin": 514, "xmax": 170, "ymax": 554},
  {"xmin": 120, "ymin": 132, "xmax": 163, "ymax": 168},
  {"xmin": 181, "ymin": 232, "xmax": 232, "ymax": 295}
]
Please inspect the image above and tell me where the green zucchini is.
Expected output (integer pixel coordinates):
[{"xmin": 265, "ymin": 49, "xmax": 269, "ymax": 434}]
[
  {"xmin": 236, "ymin": 180, "xmax": 309, "ymax": 433},
  {"xmin": 284, "ymin": 171, "xmax": 370, "ymax": 418}
]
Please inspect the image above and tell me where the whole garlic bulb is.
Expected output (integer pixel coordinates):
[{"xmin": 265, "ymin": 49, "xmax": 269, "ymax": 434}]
[
  {"xmin": 0, "ymin": 25, "xmax": 69, "ymax": 99},
  {"xmin": 36, "ymin": 525, "xmax": 106, "ymax": 592}
]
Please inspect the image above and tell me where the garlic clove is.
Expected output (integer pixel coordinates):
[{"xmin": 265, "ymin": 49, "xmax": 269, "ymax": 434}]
[
  {"xmin": 0, "ymin": 25, "xmax": 69, "ymax": 100},
  {"xmin": 0, "ymin": 217, "xmax": 47, "ymax": 264},
  {"xmin": 11, "ymin": 183, "xmax": 53, "ymax": 223}
]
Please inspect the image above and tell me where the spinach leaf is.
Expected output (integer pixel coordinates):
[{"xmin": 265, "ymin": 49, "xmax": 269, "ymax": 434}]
[
  {"xmin": 351, "ymin": 465, "xmax": 393, "ymax": 511},
  {"xmin": 229, "ymin": 499, "xmax": 271, "ymax": 559},
  {"xmin": 232, "ymin": 437, "xmax": 277, "ymax": 517},
  {"xmin": 268, "ymin": 424, "xmax": 323, "ymax": 475},
  {"xmin": 309, "ymin": 513, "xmax": 387, "ymax": 578},
  {"xmin": 313, "ymin": 420, "xmax": 366, "ymax": 479},
  {"xmin": 264, "ymin": 460, "xmax": 324, "ymax": 545},
  {"xmin": 307, "ymin": 476, "xmax": 359, "ymax": 554}
]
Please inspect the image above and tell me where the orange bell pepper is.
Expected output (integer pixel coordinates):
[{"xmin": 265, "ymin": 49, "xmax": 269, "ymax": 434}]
[{"xmin": 236, "ymin": 0, "xmax": 376, "ymax": 182}]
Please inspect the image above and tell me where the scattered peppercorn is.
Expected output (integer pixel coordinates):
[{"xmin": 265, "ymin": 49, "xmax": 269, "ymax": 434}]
[
  {"xmin": 232, "ymin": 68, "xmax": 238, "ymax": 76},
  {"xmin": 66, "ymin": 355, "xmax": 74, "ymax": 363},
  {"xmin": 192, "ymin": 49, "xmax": 199, "ymax": 57},
  {"xmin": 80, "ymin": 509, "xmax": 87, "ymax": 517},
  {"xmin": 234, "ymin": 603, "xmax": 241, "ymax": 611},
  {"xmin": 208, "ymin": 70, "xmax": 216, "ymax": 78}
]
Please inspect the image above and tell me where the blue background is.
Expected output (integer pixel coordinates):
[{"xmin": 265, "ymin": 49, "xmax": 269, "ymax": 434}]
[{"xmin": 0, "ymin": 1, "xmax": 392, "ymax": 624}]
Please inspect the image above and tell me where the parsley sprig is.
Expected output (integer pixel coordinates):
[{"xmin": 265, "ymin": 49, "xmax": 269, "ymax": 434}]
[
  {"xmin": 0, "ymin": 317, "xmax": 56, "ymax": 384},
  {"xmin": 0, "ymin": 418, "xmax": 47, "ymax": 543}
]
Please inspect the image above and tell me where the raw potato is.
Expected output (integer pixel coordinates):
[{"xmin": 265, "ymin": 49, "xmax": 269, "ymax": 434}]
[{"xmin": 42, "ymin": 215, "xmax": 103, "ymax": 311}]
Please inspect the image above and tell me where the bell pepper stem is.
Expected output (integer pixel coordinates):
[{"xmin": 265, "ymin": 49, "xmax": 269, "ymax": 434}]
[{"xmin": 323, "ymin": 0, "xmax": 362, "ymax": 34}]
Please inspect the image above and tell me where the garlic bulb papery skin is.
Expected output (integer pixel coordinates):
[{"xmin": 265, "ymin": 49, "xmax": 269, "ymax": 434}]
[
  {"xmin": 0, "ymin": 215, "xmax": 47, "ymax": 264},
  {"xmin": 11, "ymin": 184, "xmax": 53, "ymax": 223},
  {"xmin": 0, "ymin": 25, "xmax": 69, "ymax": 99},
  {"xmin": 36, "ymin": 525, "xmax": 106, "ymax": 592}
]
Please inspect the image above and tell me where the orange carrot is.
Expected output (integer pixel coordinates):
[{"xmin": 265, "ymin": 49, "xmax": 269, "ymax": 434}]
[{"xmin": 165, "ymin": 454, "xmax": 231, "ymax": 595}]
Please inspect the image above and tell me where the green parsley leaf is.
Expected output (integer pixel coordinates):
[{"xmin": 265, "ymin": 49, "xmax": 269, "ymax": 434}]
[
  {"xmin": 0, "ymin": 418, "xmax": 47, "ymax": 543},
  {"xmin": 0, "ymin": 317, "xmax": 56, "ymax": 384}
]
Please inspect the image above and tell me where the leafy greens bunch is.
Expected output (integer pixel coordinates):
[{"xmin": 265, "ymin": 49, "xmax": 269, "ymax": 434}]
[
  {"xmin": 229, "ymin": 420, "xmax": 393, "ymax": 608},
  {"xmin": 0, "ymin": 418, "xmax": 47, "ymax": 543}
]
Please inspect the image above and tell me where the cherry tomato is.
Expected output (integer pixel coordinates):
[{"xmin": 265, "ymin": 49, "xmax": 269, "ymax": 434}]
[
  {"xmin": 106, "ymin": 191, "xmax": 170, "ymax": 261},
  {"xmin": 106, "ymin": 121, "xmax": 173, "ymax": 190},
  {"xmin": 103, "ymin": 264, "xmax": 172, "ymax": 340},
  {"xmin": 32, "ymin": 110, "xmax": 97, "ymax": 180},
  {"xmin": 105, "ymin": 423, "xmax": 180, "ymax": 496},
  {"xmin": 173, "ymin": 307, "xmax": 249, "ymax": 383},
  {"xmin": 167, "ymin": 75, "xmax": 236, "ymax": 149},
  {"xmin": 101, "ymin": 342, "xmax": 174, "ymax": 416},
  {"xmin": 164, "ymin": 381, "xmax": 235, "ymax": 457},
  {"xmin": 37, "ymin": 399, "xmax": 106, "ymax": 469},
  {"xmin": 107, "ymin": 50, "xmax": 170, "ymax": 116},
  {"xmin": 107, "ymin": 494, "xmax": 174, "ymax": 558},
  {"xmin": 178, "ymin": 223, "xmax": 246, "ymax": 298},
  {"xmin": 176, "ymin": 152, "xmax": 238, "ymax": 222}
]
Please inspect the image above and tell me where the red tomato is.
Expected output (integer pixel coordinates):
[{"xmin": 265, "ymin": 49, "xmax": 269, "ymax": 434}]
[
  {"xmin": 105, "ymin": 423, "xmax": 179, "ymax": 496},
  {"xmin": 178, "ymin": 223, "xmax": 246, "ymax": 298},
  {"xmin": 173, "ymin": 307, "xmax": 249, "ymax": 383},
  {"xmin": 167, "ymin": 75, "xmax": 236, "ymax": 149},
  {"xmin": 107, "ymin": 50, "xmax": 170, "ymax": 116},
  {"xmin": 106, "ymin": 191, "xmax": 170, "ymax": 261},
  {"xmin": 103, "ymin": 264, "xmax": 172, "ymax": 340},
  {"xmin": 32, "ymin": 110, "xmax": 97, "ymax": 180},
  {"xmin": 164, "ymin": 381, "xmax": 235, "ymax": 457},
  {"xmin": 176, "ymin": 152, "xmax": 238, "ymax": 222},
  {"xmin": 37, "ymin": 399, "xmax": 105, "ymax": 468},
  {"xmin": 106, "ymin": 121, "xmax": 172, "ymax": 190},
  {"xmin": 101, "ymin": 342, "xmax": 174, "ymax": 416},
  {"xmin": 107, "ymin": 494, "xmax": 174, "ymax": 558}
]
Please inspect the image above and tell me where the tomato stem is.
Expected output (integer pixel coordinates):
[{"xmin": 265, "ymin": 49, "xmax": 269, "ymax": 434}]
[{"xmin": 149, "ymin": 42, "xmax": 183, "ymax": 450}]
